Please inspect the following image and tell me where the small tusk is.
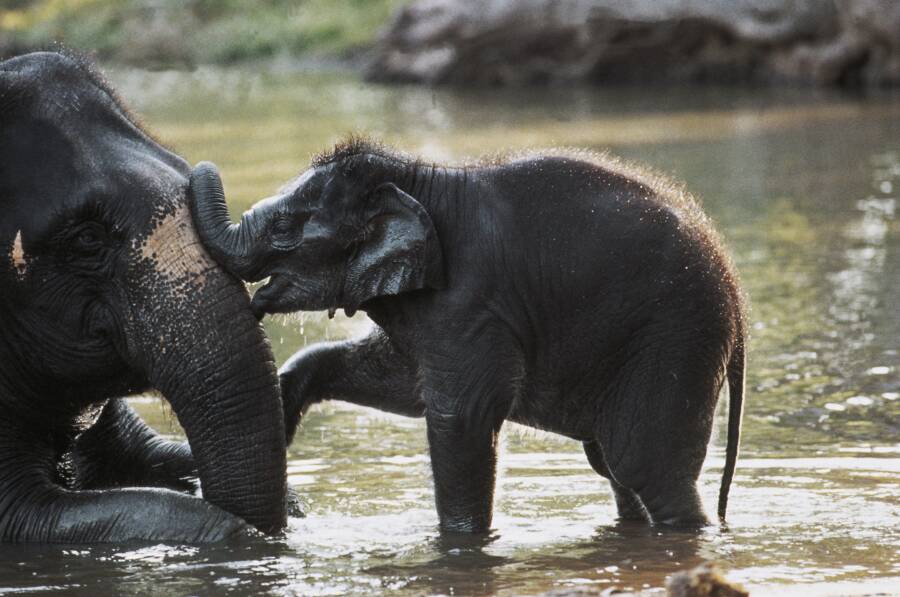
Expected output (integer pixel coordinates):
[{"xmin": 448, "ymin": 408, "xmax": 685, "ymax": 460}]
[{"xmin": 11, "ymin": 230, "xmax": 28, "ymax": 278}]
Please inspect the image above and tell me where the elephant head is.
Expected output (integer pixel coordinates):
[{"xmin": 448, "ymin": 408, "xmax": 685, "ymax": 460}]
[
  {"xmin": 0, "ymin": 53, "xmax": 286, "ymax": 534},
  {"xmin": 188, "ymin": 146, "xmax": 444, "ymax": 318}
]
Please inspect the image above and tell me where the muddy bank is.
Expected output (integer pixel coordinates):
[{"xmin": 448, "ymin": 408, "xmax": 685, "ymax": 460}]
[{"xmin": 365, "ymin": 0, "xmax": 900, "ymax": 87}]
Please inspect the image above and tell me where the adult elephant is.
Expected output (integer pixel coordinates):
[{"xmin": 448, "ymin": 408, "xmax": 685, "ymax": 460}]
[
  {"xmin": 190, "ymin": 138, "xmax": 746, "ymax": 534},
  {"xmin": 0, "ymin": 52, "xmax": 287, "ymax": 543}
]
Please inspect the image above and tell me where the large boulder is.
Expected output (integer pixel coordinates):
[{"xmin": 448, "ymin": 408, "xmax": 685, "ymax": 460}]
[{"xmin": 365, "ymin": 0, "xmax": 900, "ymax": 86}]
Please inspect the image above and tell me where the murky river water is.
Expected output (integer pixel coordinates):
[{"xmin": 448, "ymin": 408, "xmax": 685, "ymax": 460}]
[{"xmin": 1, "ymin": 70, "xmax": 897, "ymax": 595}]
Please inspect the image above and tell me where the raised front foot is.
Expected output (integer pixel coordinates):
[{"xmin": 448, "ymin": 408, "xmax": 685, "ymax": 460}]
[{"xmin": 279, "ymin": 330, "xmax": 423, "ymax": 444}]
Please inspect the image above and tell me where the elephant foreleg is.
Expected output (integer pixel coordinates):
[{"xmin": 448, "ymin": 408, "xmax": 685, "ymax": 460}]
[
  {"xmin": 2, "ymin": 484, "xmax": 246, "ymax": 544},
  {"xmin": 71, "ymin": 398, "xmax": 197, "ymax": 493},
  {"xmin": 279, "ymin": 327, "xmax": 423, "ymax": 443},
  {"xmin": 71, "ymin": 399, "xmax": 307, "ymax": 518},
  {"xmin": 421, "ymin": 337, "xmax": 520, "ymax": 533},
  {"xmin": 0, "ymin": 436, "xmax": 245, "ymax": 544}
]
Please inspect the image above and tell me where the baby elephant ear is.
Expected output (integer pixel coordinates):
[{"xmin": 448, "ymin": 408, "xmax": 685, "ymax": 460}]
[{"xmin": 344, "ymin": 183, "xmax": 445, "ymax": 309}]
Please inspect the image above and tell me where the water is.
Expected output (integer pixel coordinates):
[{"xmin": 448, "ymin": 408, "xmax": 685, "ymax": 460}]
[{"xmin": 1, "ymin": 70, "xmax": 897, "ymax": 595}]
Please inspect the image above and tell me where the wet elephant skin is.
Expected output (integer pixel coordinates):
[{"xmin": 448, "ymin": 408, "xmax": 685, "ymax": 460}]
[
  {"xmin": 0, "ymin": 52, "xmax": 287, "ymax": 543},
  {"xmin": 190, "ymin": 137, "xmax": 746, "ymax": 534}
]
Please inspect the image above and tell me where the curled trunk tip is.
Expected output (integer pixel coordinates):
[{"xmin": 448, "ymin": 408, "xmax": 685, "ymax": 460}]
[{"xmin": 188, "ymin": 161, "xmax": 256, "ymax": 279}]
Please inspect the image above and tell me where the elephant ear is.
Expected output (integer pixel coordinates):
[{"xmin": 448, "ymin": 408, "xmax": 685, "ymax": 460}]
[{"xmin": 343, "ymin": 183, "xmax": 445, "ymax": 309}]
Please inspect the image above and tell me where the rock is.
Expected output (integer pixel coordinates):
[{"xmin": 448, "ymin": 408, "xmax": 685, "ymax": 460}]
[
  {"xmin": 541, "ymin": 589, "xmax": 634, "ymax": 597},
  {"xmin": 537, "ymin": 563, "xmax": 748, "ymax": 597},
  {"xmin": 666, "ymin": 563, "xmax": 749, "ymax": 597},
  {"xmin": 365, "ymin": 0, "xmax": 900, "ymax": 86}
]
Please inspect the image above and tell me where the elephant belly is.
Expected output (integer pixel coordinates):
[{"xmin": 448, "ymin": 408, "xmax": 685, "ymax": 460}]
[{"xmin": 507, "ymin": 382, "xmax": 597, "ymax": 442}]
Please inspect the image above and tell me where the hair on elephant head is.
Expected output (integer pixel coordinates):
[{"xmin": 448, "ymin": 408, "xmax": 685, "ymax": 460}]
[
  {"xmin": 189, "ymin": 138, "xmax": 445, "ymax": 319},
  {"xmin": 0, "ymin": 52, "xmax": 287, "ymax": 543}
]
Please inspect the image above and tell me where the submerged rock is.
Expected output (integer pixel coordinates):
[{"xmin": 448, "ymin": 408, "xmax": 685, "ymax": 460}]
[
  {"xmin": 539, "ymin": 562, "xmax": 748, "ymax": 596},
  {"xmin": 366, "ymin": 0, "xmax": 900, "ymax": 87},
  {"xmin": 666, "ymin": 563, "xmax": 749, "ymax": 597}
]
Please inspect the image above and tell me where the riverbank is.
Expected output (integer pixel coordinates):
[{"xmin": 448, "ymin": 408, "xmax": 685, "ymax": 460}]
[
  {"xmin": 0, "ymin": 0, "xmax": 403, "ymax": 69},
  {"xmin": 6, "ymin": 1, "xmax": 899, "ymax": 88},
  {"xmin": 366, "ymin": 0, "xmax": 900, "ymax": 87}
]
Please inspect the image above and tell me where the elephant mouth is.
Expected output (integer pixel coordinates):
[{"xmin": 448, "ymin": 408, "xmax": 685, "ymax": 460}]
[
  {"xmin": 251, "ymin": 273, "xmax": 354, "ymax": 319},
  {"xmin": 251, "ymin": 274, "xmax": 296, "ymax": 319}
]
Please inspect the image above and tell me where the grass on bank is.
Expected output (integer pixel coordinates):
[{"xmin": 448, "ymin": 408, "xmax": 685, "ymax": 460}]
[{"xmin": 0, "ymin": 0, "xmax": 406, "ymax": 67}]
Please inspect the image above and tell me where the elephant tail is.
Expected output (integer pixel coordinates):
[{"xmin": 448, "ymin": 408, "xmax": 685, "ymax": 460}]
[{"xmin": 718, "ymin": 330, "xmax": 746, "ymax": 523}]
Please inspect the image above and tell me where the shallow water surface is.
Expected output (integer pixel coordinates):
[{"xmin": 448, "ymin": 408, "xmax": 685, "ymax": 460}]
[{"xmin": 0, "ymin": 71, "xmax": 897, "ymax": 595}]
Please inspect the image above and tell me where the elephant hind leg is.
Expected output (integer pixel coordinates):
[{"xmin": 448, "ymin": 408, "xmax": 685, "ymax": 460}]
[
  {"xmin": 596, "ymin": 347, "xmax": 721, "ymax": 527},
  {"xmin": 583, "ymin": 441, "xmax": 648, "ymax": 522}
]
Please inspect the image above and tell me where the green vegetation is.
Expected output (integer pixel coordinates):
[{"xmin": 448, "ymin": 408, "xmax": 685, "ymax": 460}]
[{"xmin": 0, "ymin": 0, "xmax": 406, "ymax": 67}]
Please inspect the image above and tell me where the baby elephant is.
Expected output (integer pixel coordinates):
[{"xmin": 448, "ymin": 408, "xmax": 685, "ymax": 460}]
[{"xmin": 189, "ymin": 138, "xmax": 746, "ymax": 533}]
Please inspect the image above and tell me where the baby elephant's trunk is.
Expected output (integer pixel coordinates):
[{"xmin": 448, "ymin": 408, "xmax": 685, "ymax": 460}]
[{"xmin": 189, "ymin": 162, "xmax": 263, "ymax": 281}]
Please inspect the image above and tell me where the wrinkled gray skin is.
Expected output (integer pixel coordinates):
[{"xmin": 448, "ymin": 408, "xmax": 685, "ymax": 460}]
[
  {"xmin": 191, "ymin": 140, "xmax": 746, "ymax": 534},
  {"xmin": 0, "ymin": 52, "xmax": 287, "ymax": 543}
]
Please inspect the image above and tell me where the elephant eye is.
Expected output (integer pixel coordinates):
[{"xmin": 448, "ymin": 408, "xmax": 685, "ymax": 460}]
[
  {"xmin": 272, "ymin": 216, "xmax": 293, "ymax": 236},
  {"xmin": 71, "ymin": 223, "xmax": 107, "ymax": 255},
  {"xmin": 271, "ymin": 215, "xmax": 303, "ymax": 250}
]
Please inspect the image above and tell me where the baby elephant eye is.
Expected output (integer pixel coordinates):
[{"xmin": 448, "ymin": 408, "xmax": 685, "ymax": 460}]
[
  {"xmin": 271, "ymin": 215, "xmax": 302, "ymax": 250},
  {"xmin": 272, "ymin": 217, "xmax": 293, "ymax": 236}
]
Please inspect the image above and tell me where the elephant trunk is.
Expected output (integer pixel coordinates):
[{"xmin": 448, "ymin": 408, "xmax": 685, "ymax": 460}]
[
  {"xmin": 127, "ymin": 202, "xmax": 287, "ymax": 534},
  {"xmin": 189, "ymin": 162, "xmax": 263, "ymax": 281}
]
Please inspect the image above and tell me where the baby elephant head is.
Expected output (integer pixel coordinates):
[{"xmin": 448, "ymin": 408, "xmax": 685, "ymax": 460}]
[{"xmin": 189, "ymin": 159, "xmax": 444, "ymax": 317}]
